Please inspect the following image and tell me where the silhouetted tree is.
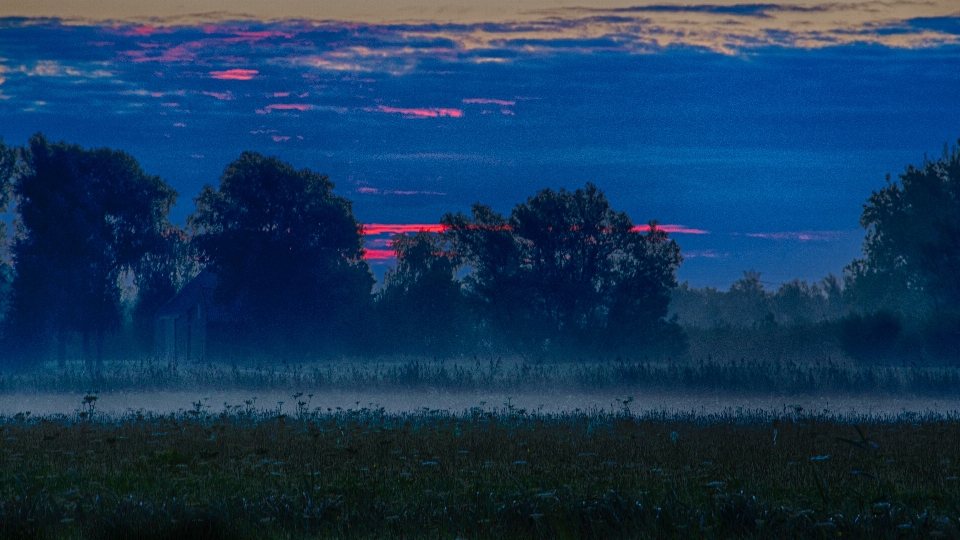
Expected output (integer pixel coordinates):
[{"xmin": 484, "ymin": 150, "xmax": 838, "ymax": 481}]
[
  {"xmin": 375, "ymin": 231, "xmax": 470, "ymax": 354},
  {"xmin": 845, "ymin": 141, "xmax": 960, "ymax": 316},
  {"xmin": 444, "ymin": 183, "xmax": 683, "ymax": 355},
  {"xmin": 0, "ymin": 139, "xmax": 18, "ymax": 326},
  {"xmin": 843, "ymin": 142, "xmax": 960, "ymax": 360},
  {"xmin": 7, "ymin": 134, "xmax": 176, "ymax": 369},
  {"xmin": 188, "ymin": 152, "xmax": 373, "ymax": 356}
]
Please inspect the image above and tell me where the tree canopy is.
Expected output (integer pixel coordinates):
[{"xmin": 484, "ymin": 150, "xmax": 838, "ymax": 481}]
[
  {"xmin": 442, "ymin": 183, "xmax": 683, "ymax": 355},
  {"xmin": 7, "ymin": 134, "xmax": 176, "ymax": 367},
  {"xmin": 846, "ymin": 142, "xmax": 960, "ymax": 316},
  {"xmin": 188, "ymin": 152, "xmax": 373, "ymax": 355}
]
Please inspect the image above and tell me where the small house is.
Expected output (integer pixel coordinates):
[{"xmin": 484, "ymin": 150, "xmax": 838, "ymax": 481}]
[{"xmin": 154, "ymin": 270, "xmax": 234, "ymax": 363}]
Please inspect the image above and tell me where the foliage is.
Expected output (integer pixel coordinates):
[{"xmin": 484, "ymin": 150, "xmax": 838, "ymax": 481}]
[
  {"xmin": 6, "ymin": 134, "xmax": 176, "ymax": 368},
  {"xmin": 375, "ymin": 231, "xmax": 472, "ymax": 355},
  {"xmin": 188, "ymin": 152, "xmax": 374, "ymax": 356},
  {"xmin": 670, "ymin": 272, "xmax": 844, "ymax": 328},
  {"xmin": 845, "ymin": 141, "xmax": 960, "ymax": 316},
  {"xmin": 443, "ymin": 183, "xmax": 683, "ymax": 356},
  {"xmin": 0, "ymin": 139, "xmax": 20, "ymax": 324}
]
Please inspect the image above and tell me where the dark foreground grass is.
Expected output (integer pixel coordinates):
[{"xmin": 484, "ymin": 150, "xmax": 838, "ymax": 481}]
[{"xmin": 1, "ymin": 405, "xmax": 959, "ymax": 539}]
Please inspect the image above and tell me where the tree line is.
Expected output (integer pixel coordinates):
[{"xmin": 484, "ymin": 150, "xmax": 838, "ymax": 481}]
[{"xmin": 0, "ymin": 133, "xmax": 957, "ymax": 368}]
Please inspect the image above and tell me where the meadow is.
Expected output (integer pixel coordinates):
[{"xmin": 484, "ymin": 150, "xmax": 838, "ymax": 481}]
[
  {"xmin": 1, "ymin": 400, "xmax": 960, "ymax": 539},
  {"xmin": 0, "ymin": 356, "xmax": 959, "ymax": 538}
]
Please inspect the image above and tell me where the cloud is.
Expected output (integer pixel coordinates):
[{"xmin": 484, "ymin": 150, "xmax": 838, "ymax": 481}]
[
  {"xmin": 356, "ymin": 188, "xmax": 446, "ymax": 196},
  {"xmin": 363, "ymin": 249, "xmax": 397, "ymax": 260},
  {"xmin": 463, "ymin": 98, "xmax": 515, "ymax": 105},
  {"xmin": 360, "ymin": 223, "xmax": 704, "ymax": 235},
  {"xmin": 271, "ymin": 135, "xmax": 290, "ymax": 142},
  {"xmin": 255, "ymin": 103, "xmax": 312, "ymax": 114},
  {"xmin": 367, "ymin": 105, "xmax": 463, "ymax": 118},
  {"xmin": 18, "ymin": 60, "xmax": 113, "ymax": 78},
  {"xmin": 209, "ymin": 69, "xmax": 258, "ymax": 80},
  {"xmin": 684, "ymin": 250, "xmax": 728, "ymax": 259},
  {"xmin": 744, "ymin": 230, "xmax": 845, "ymax": 242},
  {"xmin": 363, "ymin": 224, "xmax": 446, "ymax": 235},
  {"xmin": 202, "ymin": 90, "xmax": 233, "ymax": 100}
]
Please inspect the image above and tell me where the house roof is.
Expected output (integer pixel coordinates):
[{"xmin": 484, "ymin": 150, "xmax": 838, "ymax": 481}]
[{"xmin": 155, "ymin": 270, "xmax": 220, "ymax": 319}]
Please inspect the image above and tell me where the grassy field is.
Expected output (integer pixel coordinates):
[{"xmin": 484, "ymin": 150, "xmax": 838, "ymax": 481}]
[
  {"xmin": 1, "ymin": 400, "xmax": 959, "ymax": 539},
  {"xmin": 3, "ymin": 355, "xmax": 960, "ymax": 396}
]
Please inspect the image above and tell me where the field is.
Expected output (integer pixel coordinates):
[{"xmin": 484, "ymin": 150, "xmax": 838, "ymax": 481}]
[{"xmin": 1, "ymin": 397, "xmax": 960, "ymax": 539}]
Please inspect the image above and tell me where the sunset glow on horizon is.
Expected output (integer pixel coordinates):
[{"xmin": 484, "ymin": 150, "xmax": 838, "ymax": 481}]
[{"xmin": 1, "ymin": 2, "xmax": 956, "ymax": 286}]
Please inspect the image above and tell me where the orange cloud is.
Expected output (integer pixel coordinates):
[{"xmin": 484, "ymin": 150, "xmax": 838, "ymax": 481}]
[
  {"xmin": 209, "ymin": 69, "xmax": 258, "ymax": 80},
  {"xmin": 368, "ymin": 105, "xmax": 463, "ymax": 118}
]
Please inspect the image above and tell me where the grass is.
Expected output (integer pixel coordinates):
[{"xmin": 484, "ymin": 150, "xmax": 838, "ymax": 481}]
[
  {"xmin": 1, "ymin": 355, "xmax": 960, "ymax": 396},
  {"xmin": 1, "ymin": 401, "xmax": 959, "ymax": 538}
]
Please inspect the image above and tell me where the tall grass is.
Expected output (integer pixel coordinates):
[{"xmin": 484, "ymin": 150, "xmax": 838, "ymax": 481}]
[
  {"xmin": 0, "ymin": 404, "xmax": 959, "ymax": 538},
  {"xmin": 1, "ymin": 356, "xmax": 959, "ymax": 396}
]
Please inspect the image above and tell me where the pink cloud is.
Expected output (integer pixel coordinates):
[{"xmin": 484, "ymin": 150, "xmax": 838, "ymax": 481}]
[
  {"xmin": 360, "ymin": 223, "xmax": 705, "ymax": 236},
  {"xmin": 123, "ymin": 26, "xmax": 163, "ymax": 37},
  {"xmin": 272, "ymin": 92, "xmax": 290, "ymax": 97},
  {"xmin": 173, "ymin": 122, "xmax": 186, "ymax": 127},
  {"xmin": 363, "ymin": 249, "xmax": 397, "ymax": 260},
  {"xmin": 209, "ymin": 69, "xmax": 258, "ymax": 80},
  {"xmin": 256, "ymin": 103, "xmax": 312, "ymax": 114},
  {"xmin": 272, "ymin": 135, "xmax": 291, "ymax": 142},
  {"xmin": 463, "ymin": 98, "xmax": 516, "ymax": 106},
  {"xmin": 125, "ymin": 45, "xmax": 196, "ymax": 64},
  {"xmin": 363, "ymin": 224, "xmax": 446, "ymax": 235},
  {"xmin": 368, "ymin": 105, "xmax": 463, "ymax": 118},
  {"xmin": 202, "ymin": 91, "xmax": 234, "ymax": 100},
  {"xmin": 501, "ymin": 109, "xmax": 515, "ymax": 115}
]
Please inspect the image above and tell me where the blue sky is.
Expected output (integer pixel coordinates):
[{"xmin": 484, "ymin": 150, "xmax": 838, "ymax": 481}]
[{"xmin": 0, "ymin": 3, "xmax": 958, "ymax": 287}]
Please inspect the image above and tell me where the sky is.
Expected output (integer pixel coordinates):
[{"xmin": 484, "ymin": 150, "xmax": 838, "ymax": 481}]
[{"xmin": 0, "ymin": 1, "xmax": 958, "ymax": 288}]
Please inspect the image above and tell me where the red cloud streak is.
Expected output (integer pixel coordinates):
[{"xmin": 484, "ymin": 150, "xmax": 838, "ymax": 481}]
[
  {"xmin": 371, "ymin": 105, "xmax": 463, "ymax": 118},
  {"xmin": 209, "ymin": 69, "xmax": 258, "ymax": 80},
  {"xmin": 360, "ymin": 223, "xmax": 707, "ymax": 259}
]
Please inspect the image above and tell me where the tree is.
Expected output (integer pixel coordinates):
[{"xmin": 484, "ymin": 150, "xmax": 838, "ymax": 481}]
[
  {"xmin": 846, "ymin": 142, "xmax": 960, "ymax": 316},
  {"xmin": 188, "ymin": 152, "xmax": 373, "ymax": 356},
  {"xmin": 0, "ymin": 139, "xmax": 19, "ymax": 325},
  {"xmin": 444, "ymin": 183, "xmax": 683, "ymax": 355},
  {"xmin": 7, "ymin": 134, "xmax": 177, "ymax": 369},
  {"xmin": 375, "ymin": 231, "xmax": 470, "ymax": 355}
]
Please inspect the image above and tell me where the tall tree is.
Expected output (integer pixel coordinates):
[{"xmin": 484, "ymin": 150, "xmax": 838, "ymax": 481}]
[
  {"xmin": 845, "ymin": 141, "xmax": 960, "ymax": 316},
  {"xmin": 444, "ymin": 183, "xmax": 683, "ymax": 355},
  {"xmin": 188, "ymin": 152, "xmax": 373, "ymax": 356},
  {"xmin": 375, "ymin": 231, "xmax": 470, "ymax": 354},
  {"xmin": 0, "ymin": 139, "xmax": 19, "ymax": 326},
  {"xmin": 7, "ymin": 134, "xmax": 177, "ymax": 369}
]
